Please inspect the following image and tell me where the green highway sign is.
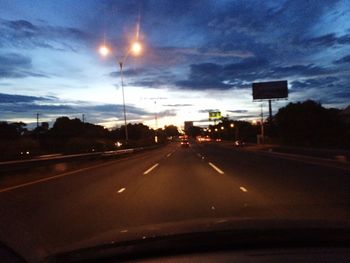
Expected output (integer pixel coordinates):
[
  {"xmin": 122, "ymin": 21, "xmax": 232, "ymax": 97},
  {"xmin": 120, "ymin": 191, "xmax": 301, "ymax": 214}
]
[{"xmin": 209, "ymin": 111, "xmax": 221, "ymax": 120}]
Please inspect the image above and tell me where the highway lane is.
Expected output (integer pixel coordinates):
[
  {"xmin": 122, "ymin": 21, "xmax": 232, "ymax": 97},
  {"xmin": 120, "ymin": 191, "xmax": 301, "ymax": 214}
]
[
  {"xmin": 193, "ymin": 142, "xmax": 350, "ymax": 219},
  {"xmin": 1, "ymin": 141, "xmax": 350, "ymax": 262}
]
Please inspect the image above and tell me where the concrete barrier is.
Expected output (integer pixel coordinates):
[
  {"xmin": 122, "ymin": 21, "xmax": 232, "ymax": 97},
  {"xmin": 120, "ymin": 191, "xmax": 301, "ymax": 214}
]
[{"xmin": 0, "ymin": 146, "xmax": 159, "ymax": 173}]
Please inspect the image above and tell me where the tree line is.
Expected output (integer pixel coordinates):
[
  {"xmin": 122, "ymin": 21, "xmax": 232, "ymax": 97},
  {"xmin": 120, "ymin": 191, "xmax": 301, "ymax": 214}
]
[
  {"xmin": 0, "ymin": 116, "xmax": 180, "ymax": 160},
  {"xmin": 188, "ymin": 100, "xmax": 350, "ymax": 149}
]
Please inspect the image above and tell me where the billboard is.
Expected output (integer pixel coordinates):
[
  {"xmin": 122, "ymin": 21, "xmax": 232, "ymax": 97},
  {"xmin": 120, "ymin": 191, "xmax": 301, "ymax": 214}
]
[
  {"xmin": 209, "ymin": 111, "xmax": 221, "ymax": 120},
  {"xmin": 252, "ymin": 80, "xmax": 288, "ymax": 100}
]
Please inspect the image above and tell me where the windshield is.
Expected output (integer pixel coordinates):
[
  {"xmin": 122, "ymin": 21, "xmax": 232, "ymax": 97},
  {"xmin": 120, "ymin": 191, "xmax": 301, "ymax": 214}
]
[{"xmin": 1, "ymin": 1, "xmax": 350, "ymax": 262}]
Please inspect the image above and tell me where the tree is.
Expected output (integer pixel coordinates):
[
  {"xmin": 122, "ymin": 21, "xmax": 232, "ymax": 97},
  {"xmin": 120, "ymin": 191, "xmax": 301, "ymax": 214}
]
[
  {"xmin": 274, "ymin": 100, "xmax": 347, "ymax": 147},
  {"xmin": 164, "ymin": 125, "xmax": 180, "ymax": 137},
  {"xmin": 186, "ymin": 126, "xmax": 202, "ymax": 137},
  {"xmin": 51, "ymin": 117, "xmax": 84, "ymax": 138},
  {"xmin": 0, "ymin": 121, "xmax": 27, "ymax": 139}
]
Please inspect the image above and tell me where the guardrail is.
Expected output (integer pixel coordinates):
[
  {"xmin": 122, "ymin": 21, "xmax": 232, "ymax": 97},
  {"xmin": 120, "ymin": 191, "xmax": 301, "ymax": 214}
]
[{"xmin": 0, "ymin": 146, "xmax": 155, "ymax": 172}]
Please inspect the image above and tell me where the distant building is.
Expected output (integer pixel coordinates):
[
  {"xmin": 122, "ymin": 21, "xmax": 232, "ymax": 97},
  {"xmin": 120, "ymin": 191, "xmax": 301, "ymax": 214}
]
[
  {"xmin": 339, "ymin": 105, "xmax": 350, "ymax": 124},
  {"xmin": 184, "ymin": 121, "xmax": 193, "ymax": 132}
]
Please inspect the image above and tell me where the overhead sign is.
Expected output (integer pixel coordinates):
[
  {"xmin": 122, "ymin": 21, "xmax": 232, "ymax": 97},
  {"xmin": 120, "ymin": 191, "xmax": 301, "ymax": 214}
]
[
  {"xmin": 209, "ymin": 111, "xmax": 221, "ymax": 120},
  {"xmin": 252, "ymin": 80, "xmax": 288, "ymax": 100}
]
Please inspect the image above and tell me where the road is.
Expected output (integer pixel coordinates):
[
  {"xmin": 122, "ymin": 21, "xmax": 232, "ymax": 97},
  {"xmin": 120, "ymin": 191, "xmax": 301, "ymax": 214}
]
[{"xmin": 1, "ymin": 142, "xmax": 350, "ymax": 261}]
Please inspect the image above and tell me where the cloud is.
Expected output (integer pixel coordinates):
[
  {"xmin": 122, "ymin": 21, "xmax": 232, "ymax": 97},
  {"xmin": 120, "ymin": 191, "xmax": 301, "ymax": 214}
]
[
  {"xmin": 173, "ymin": 54, "xmax": 338, "ymax": 91},
  {"xmin": 162, "ymin": 104, "xmax": 192, "ymax": 107},
  {"xmin": 154, "ymin": 47, "xmax": 254, "ymax": 59},
  {"xmin": 290, "ymin": 76, "xmax": 340, "ymax": 91},
  {"xmin": 110, "ymin": 68, "xmax": 148, "ymax": 77},
  {"xmin": 270, "ymin": 64, "xmax": 330, "ymax": 77},
  {"xmin": 0, "ymin": 93, "xmax": 51, "ymax": 103},
  {"xmin": 157, "ymin": 109, "xmax": 177, "ymax": 118},
  {"xmin": 0, "ymin": 93, "xmax": 153, "ymax": 126},
  {"xmin": 81, "ymin": 104, "xmax": 148, "ymax": 117},
  {"xmin": 198, "ymin": 109, "xmax": 219, "ymax": 113},
  {"xmin": 227, "ymin": 110, "xmax": 248, "ymax": 113},
  {"xmin": 0, "ymin": 19, "xmax": 90, "ymax": 52},
  {"xmin": 175, "ymin": 62, "xmax": 229, "ymax": 90},
  {"xmin": 333, "ymin": 54, "xmax": 350, "ymax": 64},
  {"xmin": 0, "ymin": 53, "xmax": 49, "ymax": 79},
  {"xmin": 301, "ymin": 33, "xmax": 350, "ymax": 47}
]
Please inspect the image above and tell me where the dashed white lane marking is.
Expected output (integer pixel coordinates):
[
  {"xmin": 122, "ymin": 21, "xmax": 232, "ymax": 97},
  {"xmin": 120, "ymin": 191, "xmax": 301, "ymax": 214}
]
[
  {"xmin": 117, "ymin": 187, "xmax": 126, "ymax": 193},
  {"xmin": 143, "ymin": 163, "xmax": 159, "ymax": 175},
  {"xmin": 240, "ymin": 186, "xmax": 248, "ymax": 192},
  {"xmin": 208, "ymin": 162, "xmax": 225, "ymax": 174},
  {"xmin": 166, "ymin": 152, "xmax": 172, "ymax": 157}
]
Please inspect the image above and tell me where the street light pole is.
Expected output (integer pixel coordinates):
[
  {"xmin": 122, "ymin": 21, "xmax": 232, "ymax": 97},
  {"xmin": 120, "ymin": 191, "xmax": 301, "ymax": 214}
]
[
  {"xmin": 119, "ymin": 61, "xmax": 128, "ymax": 145},
  {"xmin": 99, "ymin": 40, "xmax": 142, "ymax": 148}
]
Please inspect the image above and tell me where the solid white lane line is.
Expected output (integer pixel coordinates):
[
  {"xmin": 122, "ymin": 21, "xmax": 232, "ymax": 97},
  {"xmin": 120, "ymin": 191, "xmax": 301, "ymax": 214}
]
[
  {"xmin": 208, "ymin": 162, "xmax": 225, "ymax": 174},
  {"xmin": 240, "ymin": 186, "xmax": 248, "ymax": 192},
  {"xmin": 143, "ymin": 163, "xmax": 159, "ymax": 175},
  {"xmin": 117, "ymin": 187, "xmax": 126, "ymax": 193}
]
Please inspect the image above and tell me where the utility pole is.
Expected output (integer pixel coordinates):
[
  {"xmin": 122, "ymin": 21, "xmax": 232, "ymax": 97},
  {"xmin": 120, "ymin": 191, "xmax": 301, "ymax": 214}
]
[
  {"xmin": 82, "ymin": 114, "xmax": 85, "ymax": 123},
  {"xmin": 154, "ymin": 100, "xmax": 158, "ymax": 143},
  {"xmin": 268, "ymin": 99, "xmax": 272, "ymax": 123},
  {"xmin": 36, "ymin": 113, "xmax": 40, "ymax": 128}
]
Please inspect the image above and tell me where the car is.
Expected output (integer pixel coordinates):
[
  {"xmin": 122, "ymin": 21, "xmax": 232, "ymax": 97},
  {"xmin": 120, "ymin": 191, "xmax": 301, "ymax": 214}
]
[
  {"xmin": 180, "ymin": 140, "xmax": 190, "ymax": 147},
  {"xmin": 234, "ymin": 140, "xmax": 245, "ymax": 147}
]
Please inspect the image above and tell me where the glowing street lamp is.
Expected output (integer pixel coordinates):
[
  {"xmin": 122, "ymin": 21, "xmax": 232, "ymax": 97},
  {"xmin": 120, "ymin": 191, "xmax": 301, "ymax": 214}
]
[
  {"xmin": 230, "ymin": 123, "xmax": 234, "ymax": 128},
  {"xmin": 99, "ymin": 45, "xmax": 110, "ymax": 57},
  {"xmin": 221, "ymin": 126, "xmax": 224, "ymax": 130},
  {"xmin": 99, "ymin": 40, "xmax": 143, "ymax": 146},
  {"xmin": 131, "ymin": 41, "xmax": 142, "ymax": 55}
]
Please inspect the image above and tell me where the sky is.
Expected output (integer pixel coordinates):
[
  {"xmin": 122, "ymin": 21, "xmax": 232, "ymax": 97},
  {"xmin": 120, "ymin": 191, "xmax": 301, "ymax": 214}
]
[{"xmin": 0, "ymin": 0, "xmax": 349, "ymax": 129}]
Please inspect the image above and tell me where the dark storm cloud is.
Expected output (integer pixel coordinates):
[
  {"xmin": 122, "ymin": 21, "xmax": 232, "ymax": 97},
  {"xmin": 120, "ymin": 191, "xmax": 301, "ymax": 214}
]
[
  {"xmin": 0, "ymin": 93, "xmax": 50, "ymax": 103},
  {"xmin": 0, "ymin": 93, "xmax": 150, "ymax": 124},
  {"xmin": 227, "ymin": 110, "xmax": 248, "ymax": 113},
  {"xmin": 83, "ymin": 104, "xmax": 148, "ymax": 116},
  {"xmin": 0, "ymin": 53, "xmax": 49, "ymax": 79},
  {"xmin": 0, "ymin": 19, "xmax": 90, "ymax": 51},
  {"xmin": 270, "ymin": 64, "xmax": 330, "ymax": 77},
  {"xmin": 174, "ymin": 56, "xmax": 333, "ymax": 91},
  {"xmin": 300, "ymin": 33, "xmax": 350, "ymax": 47},
  {"xmin": 175, "ymin": 58, "xmax": 269, "ymax": 90},
  {"xmin": 290, "ymin": 76, "xmax": 350, "ymax": 106},
  {"xmin": 333, "ymin": 54, "xmax": 350, "ymax": 64},
  {"xmin": 291, "ymin": 77, "xmax": 340, "ymax": 91},
  {"xmin": 175, "ymin": 63, "xmax": 228, "ymax": 90},
  {"xmin": 206, "ymin": 0, "xmax": 341, "ymax": 45},
  {"xmin": 125, "ymin": 69, "xmax": 177, "ymax": 88}
]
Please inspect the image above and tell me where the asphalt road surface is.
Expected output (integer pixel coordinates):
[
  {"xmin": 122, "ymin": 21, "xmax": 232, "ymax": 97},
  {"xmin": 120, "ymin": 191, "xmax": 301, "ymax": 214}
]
[{"xmin": 1, "ymin": 142, "xmax": 350, "ymax": 261}]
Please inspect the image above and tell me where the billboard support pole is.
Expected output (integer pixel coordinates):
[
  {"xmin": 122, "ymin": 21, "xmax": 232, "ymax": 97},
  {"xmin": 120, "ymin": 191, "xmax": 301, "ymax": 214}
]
[{"xmin": 268, "ymin": 99, "xmax": 272, "ymax": 122}]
